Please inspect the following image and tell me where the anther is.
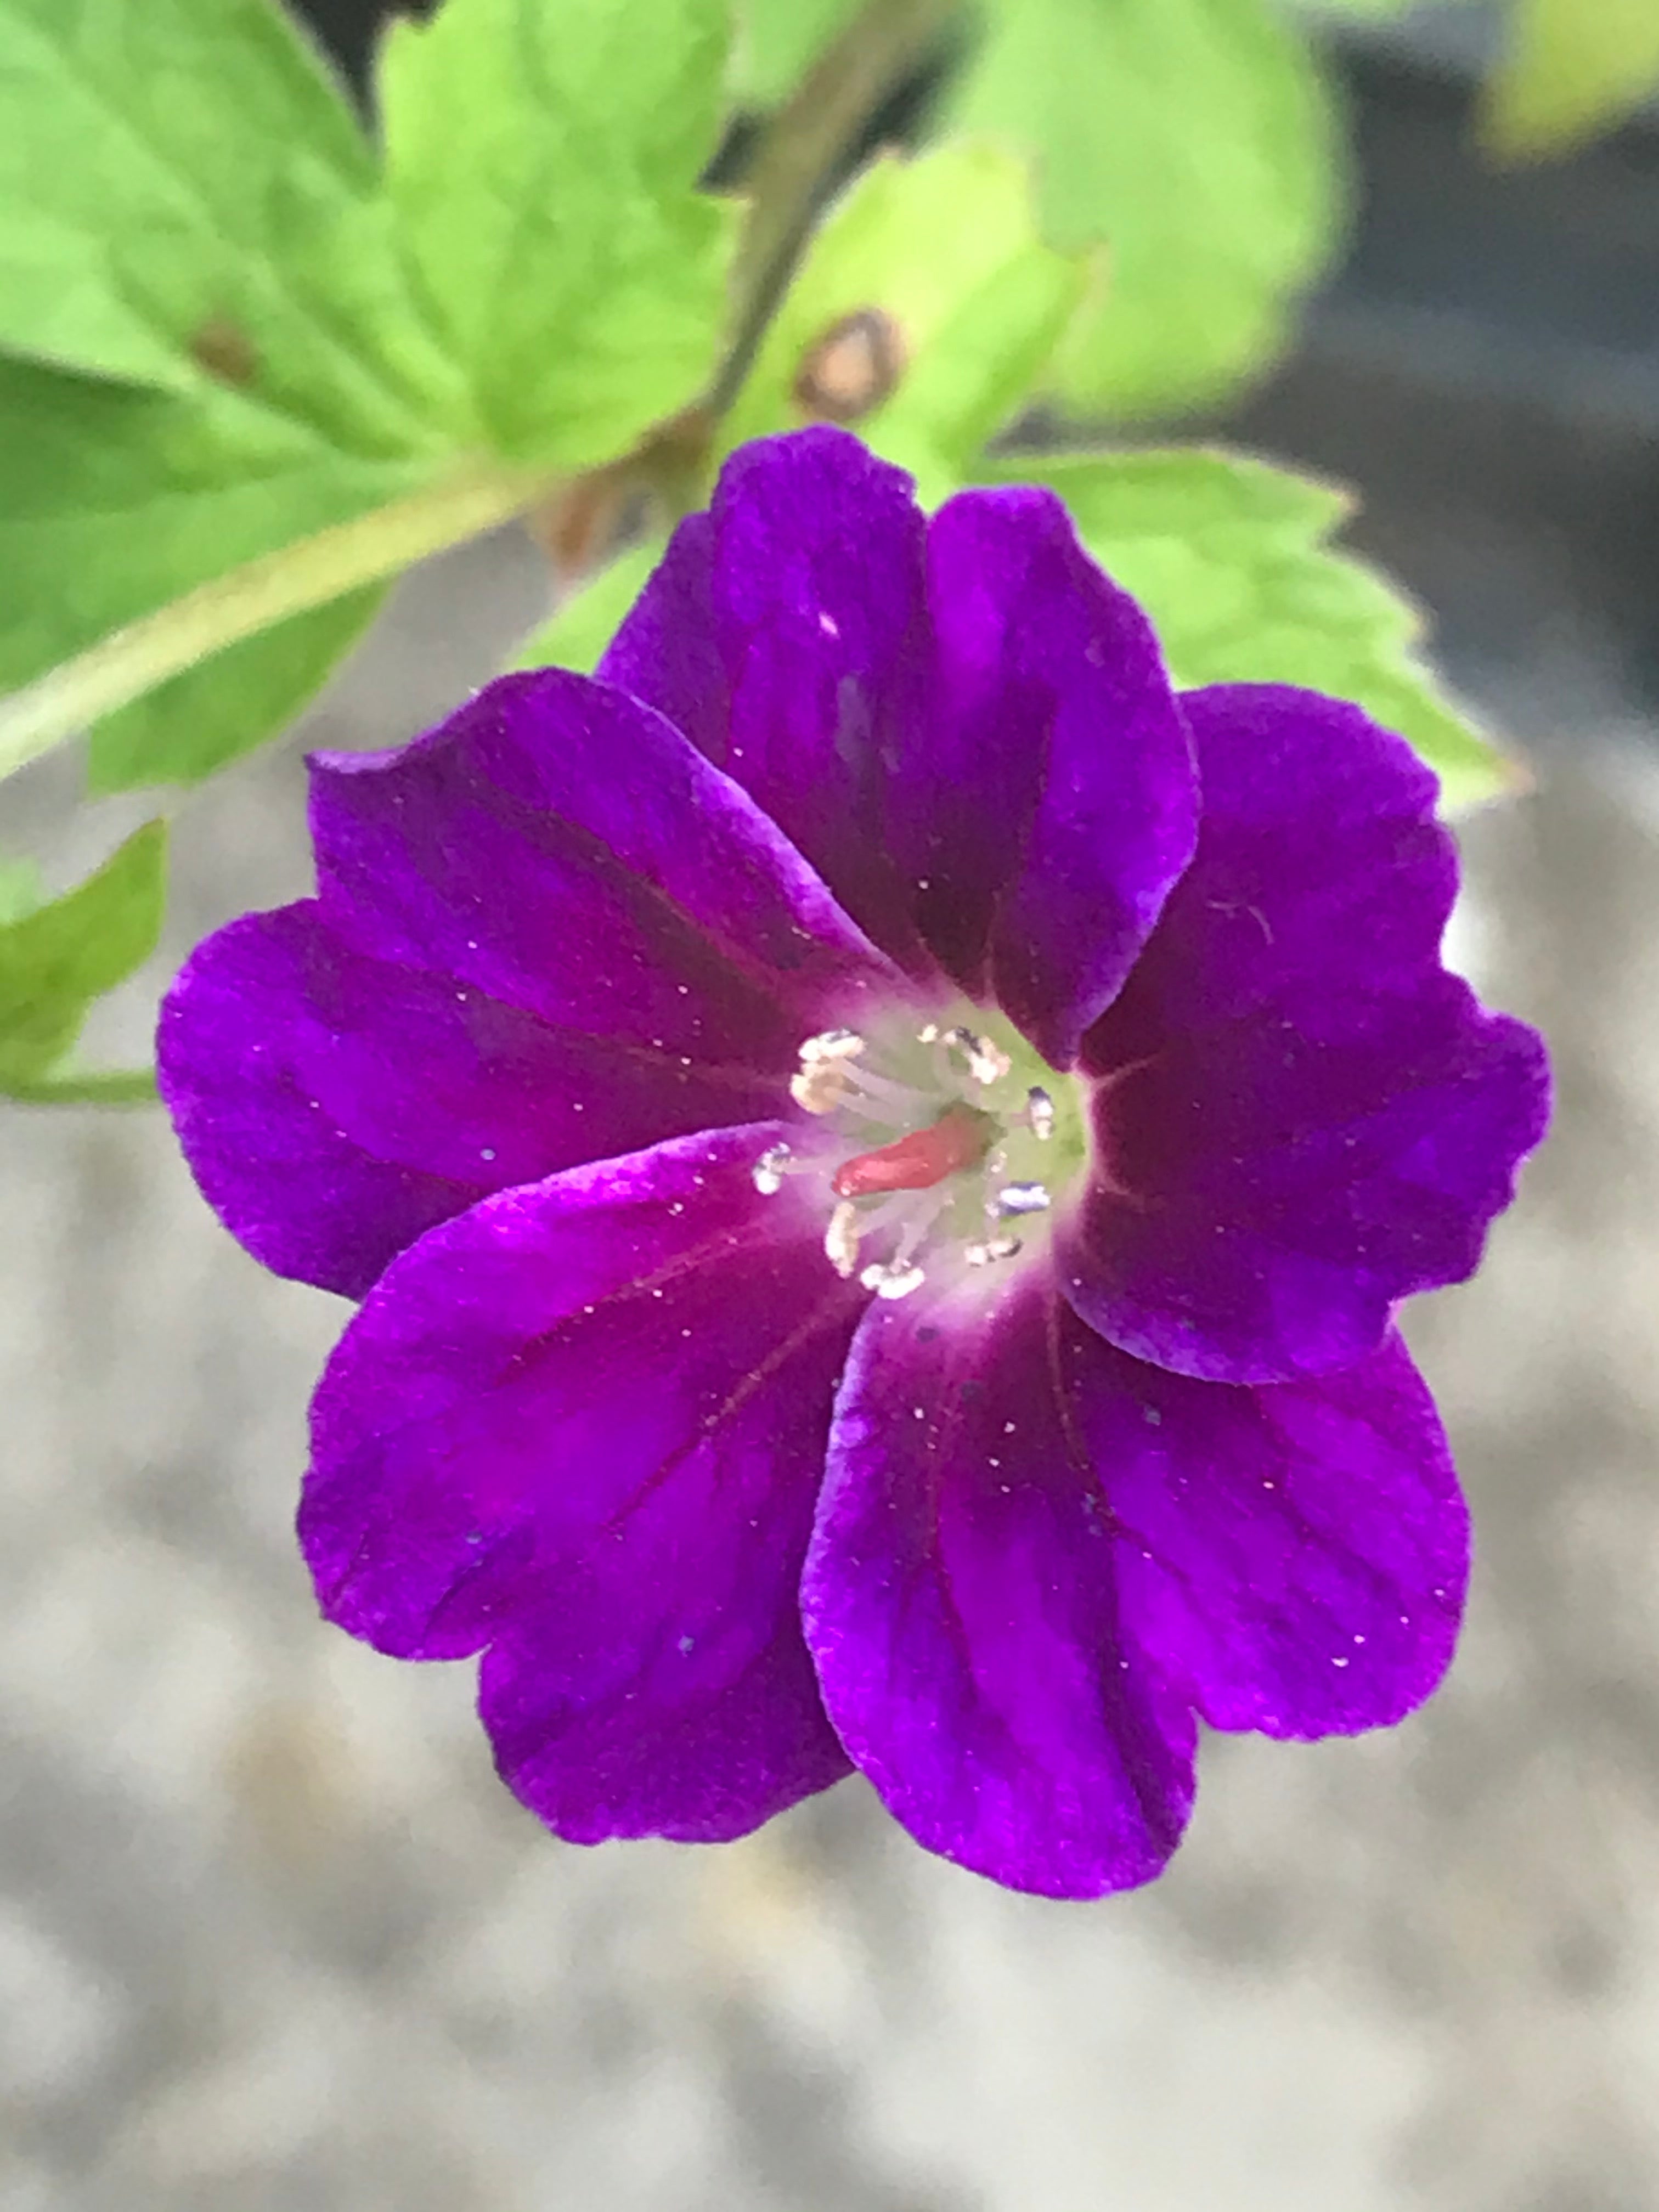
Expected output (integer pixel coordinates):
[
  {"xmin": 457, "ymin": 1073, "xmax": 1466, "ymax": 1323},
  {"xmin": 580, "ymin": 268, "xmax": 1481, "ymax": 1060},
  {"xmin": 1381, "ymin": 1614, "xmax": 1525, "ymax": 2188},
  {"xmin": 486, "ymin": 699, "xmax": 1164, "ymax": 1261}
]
[
  {"xmin": 799, "ymin": 1028, "xmax": 866, "ymax": 1064},
  {"xmin": 825, "ymin": 1201, "xmax": 861, "ymax": 1278},
  {"xmin": 966, "ymin": 1234, "xmax": 1023, "ymax": 1267},
  {"xmin": 860, "ymin": 1260, "xmax": 927, "ymax": 1301},
  {"xmin": 997, "ymin": 1182, "xmax": 1052, "ymax": 1216},
  {"xmin": 1026, "ymin": 1087, "xmax": 1055, "ymax": 1141},
  {"xmin": 752, "ymin": 1143, "xmax": 793, "ymax": 1195},
  {"xmin": 791, "ymin": 1062, "xmax": 851, "ymax": 1114},
  {"xmin": 945, "ymin": 1027, "xmax": 1011, "ymax": 1087}
]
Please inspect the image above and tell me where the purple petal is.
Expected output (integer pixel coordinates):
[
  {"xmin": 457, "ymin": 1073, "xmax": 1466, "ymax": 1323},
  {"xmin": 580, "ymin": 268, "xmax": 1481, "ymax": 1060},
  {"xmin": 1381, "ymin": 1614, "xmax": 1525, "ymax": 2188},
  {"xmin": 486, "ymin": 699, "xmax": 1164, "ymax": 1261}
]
[
  {"xmin": 163, "ymin": 667, "xmax": 902, "ymax": 1299},
  {"xmin": 1062, "ymin": 686, "xmax": 1551, "ymax": 1382},
  {"xmin": 889, "ymin": 487, "xmax": 1198, "ymax": 1066},
  {"xmin": 159, "ymin": 903, "xmax": 794, "ymax": 1299},
  {"xmin": 597, "ymin": 511, "xmax": 729, "ymax": 763},
  {"xmin": 605, "ymin": 436, "xmax": 1199, "ymax": 1064},
  {"xmin": 602, "ymin": 428, "xmax": 940, "ymax": 974},
  {"xmin": 1053, "ymin": 1313, "xmax": 1469, "ymax": 1737},
  {"xmin": 309, "ymin": 666, "xmax": 900, "ymax": 1046},
  {"xmin": 803, "ymin": 1274, "xmax": 1196, "ymax": 1898},
  {"xmin": 1082, "ymin": 684, "xmax": 1456, "ymax": 1058},
  {"xmin": 301, "ymin": 1125, "xmax": 861, "ymax": 1843}
]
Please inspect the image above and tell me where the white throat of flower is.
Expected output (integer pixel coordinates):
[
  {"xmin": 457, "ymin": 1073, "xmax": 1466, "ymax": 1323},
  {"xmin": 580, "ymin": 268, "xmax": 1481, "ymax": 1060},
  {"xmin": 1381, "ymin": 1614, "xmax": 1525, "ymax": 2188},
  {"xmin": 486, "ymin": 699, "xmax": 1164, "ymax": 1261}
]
[{"xmin": 751, "ymin": 1015, "xmax": 1080, "ymax": 1301}]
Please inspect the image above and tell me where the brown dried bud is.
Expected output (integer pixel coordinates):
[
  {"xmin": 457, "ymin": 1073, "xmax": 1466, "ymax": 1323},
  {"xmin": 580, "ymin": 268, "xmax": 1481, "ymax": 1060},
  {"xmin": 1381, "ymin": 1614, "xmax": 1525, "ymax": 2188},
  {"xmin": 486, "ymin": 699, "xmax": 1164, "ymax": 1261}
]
[{"xmin": 792, "ymin": 309, "xmax": 906, "ymax": 425}]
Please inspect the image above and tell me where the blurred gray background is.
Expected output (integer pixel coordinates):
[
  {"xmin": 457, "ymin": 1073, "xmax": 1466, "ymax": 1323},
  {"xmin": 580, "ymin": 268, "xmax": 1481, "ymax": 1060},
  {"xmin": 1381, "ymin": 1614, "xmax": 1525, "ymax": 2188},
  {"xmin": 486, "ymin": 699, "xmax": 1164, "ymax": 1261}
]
[{"xmin": 6, "ymin": 4, "xmax": 1659, "ymax": 2208}]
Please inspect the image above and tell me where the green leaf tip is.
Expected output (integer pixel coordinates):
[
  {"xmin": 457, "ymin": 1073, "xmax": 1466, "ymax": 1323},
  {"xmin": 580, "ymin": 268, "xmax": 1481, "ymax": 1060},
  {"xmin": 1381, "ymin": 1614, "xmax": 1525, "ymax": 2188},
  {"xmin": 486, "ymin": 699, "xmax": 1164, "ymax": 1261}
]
[
  {"xmin": 511, "ymin": 539, "xmax": 667, "ymax": 677},
  {"xmin": 0, "ymin": 820, "xmax": 167, "ymax": 1103},
  {"xmin": 1481, "ymin": 0, "xmax": 1659, "ymax": 163}
]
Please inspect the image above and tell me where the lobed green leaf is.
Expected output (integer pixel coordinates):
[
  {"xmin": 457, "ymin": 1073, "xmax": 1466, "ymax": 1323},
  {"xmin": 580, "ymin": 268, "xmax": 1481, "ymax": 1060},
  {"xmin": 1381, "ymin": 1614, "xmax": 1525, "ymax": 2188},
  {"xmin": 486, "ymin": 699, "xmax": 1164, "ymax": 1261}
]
[
  {"xmin": 377, "ymin": 0, "xmax": 740, "ymax": 466},
  {"xmin": 0, "ymin": 0, "xmax": 740, "ymax": 791},
  {"xmin": 87, "ymin": 589, "xmax": 385, "ymax": 792},
  {"xmin": 0, "ymin": 0, "xmax": 465, "ymax": 440},
  {"xmin": 0, "ymin": 354, "xmax": 422, "ymax": 786}
]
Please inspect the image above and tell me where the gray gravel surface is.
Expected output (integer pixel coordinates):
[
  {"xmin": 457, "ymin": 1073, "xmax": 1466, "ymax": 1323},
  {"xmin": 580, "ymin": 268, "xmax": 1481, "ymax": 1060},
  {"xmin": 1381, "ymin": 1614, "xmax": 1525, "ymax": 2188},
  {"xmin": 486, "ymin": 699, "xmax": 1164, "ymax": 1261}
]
[{"xmin": 2, "ymin": 534, "xmax": 1652, "ymax": 2212}]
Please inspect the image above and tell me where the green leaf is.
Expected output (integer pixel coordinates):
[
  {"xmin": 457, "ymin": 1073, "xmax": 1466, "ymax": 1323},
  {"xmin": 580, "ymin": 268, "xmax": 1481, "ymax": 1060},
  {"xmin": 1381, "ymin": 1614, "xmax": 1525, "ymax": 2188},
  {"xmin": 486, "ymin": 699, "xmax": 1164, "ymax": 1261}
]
[
  {"xmin": 731, "ymin": 0, "xmax": 863, "ymax": 103},
  {"xmin": 951, "ymin": 0, "xmax": 1341, "ymax": 418},
  {"xmin": 377, "ymin": 0, "xmax": 739, "ymax": 465},
  {"xmin": 978, "ymin": 447, "xmax": 1519, "ymax": 810},
  {"xmin": 721, "ymin": 142, "xmax": 1086, "ymax": 504},
  {"xmin": 511, "ymin": 538, "xmax": 665, "ymax": 675},
  {"xmin": 0, "ymin": 819, "xmax": 166, "ymax": 1094},
  {"xmin": 0, "ymin": 0, "xmax": 740, "ymax": 792},
  {"xmin": 1482, "ymin": 0, "xmax": 1659, "ymax": 160},
  {"xmin": 0, "ymin": 0, "xmax": 466, "ymax": 441}
]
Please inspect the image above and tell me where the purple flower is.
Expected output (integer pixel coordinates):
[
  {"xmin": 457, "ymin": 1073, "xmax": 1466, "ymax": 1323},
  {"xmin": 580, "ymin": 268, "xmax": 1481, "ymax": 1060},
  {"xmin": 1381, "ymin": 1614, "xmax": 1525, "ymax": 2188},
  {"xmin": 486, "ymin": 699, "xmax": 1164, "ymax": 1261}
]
[{"xmin": 159, "ymin": 430, "xmax": 1549, "ymax": 1898}]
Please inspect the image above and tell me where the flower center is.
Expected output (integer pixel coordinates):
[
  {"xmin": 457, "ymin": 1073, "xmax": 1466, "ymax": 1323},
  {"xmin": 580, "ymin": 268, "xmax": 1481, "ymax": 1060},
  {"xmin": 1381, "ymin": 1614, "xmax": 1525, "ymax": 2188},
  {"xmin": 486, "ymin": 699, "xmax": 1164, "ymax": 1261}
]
[{"xmin": 752, "ymin": 1015, "xmax": 1084, "ymax": 1300}]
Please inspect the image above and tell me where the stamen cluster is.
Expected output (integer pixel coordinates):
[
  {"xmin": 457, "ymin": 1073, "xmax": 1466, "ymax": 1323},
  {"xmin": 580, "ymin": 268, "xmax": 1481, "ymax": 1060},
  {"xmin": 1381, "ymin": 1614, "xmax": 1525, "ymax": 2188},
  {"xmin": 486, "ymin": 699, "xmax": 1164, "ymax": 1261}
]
[{"xmin": 756, "ymin": 1022, "xmax": 1059, "ymax": 1300}]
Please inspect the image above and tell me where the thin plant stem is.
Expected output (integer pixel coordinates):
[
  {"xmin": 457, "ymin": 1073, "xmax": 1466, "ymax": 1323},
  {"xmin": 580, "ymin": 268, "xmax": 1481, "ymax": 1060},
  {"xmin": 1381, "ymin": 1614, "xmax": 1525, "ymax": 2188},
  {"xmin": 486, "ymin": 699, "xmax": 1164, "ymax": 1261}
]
[{"xmin": 0, "ymin": 459, "xmax": 549, "ymax": 787}]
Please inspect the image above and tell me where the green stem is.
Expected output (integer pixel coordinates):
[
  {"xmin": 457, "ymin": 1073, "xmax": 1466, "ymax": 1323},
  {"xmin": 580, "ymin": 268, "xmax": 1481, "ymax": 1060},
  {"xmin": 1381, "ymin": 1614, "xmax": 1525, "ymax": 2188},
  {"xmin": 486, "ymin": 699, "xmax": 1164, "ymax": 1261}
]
[
  {"xmin": 5, "ymin": 1066, "xmax": 157, "ymax": 1106},
  {"xmin": 713, "ymin": 0, "xmax": 962, "ymax": 414},
  {"xmin": 0, "ymin": 457, "xmax": 552, "ymax": 786}
]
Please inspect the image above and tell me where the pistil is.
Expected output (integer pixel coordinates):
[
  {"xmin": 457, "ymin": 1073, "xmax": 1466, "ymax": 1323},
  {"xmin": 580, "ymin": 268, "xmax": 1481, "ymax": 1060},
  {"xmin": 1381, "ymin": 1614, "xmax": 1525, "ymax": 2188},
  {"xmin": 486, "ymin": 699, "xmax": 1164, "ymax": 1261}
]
[{"xmin": 831, "ymin": 1103, "xmax": 996, "ymax": 1199}]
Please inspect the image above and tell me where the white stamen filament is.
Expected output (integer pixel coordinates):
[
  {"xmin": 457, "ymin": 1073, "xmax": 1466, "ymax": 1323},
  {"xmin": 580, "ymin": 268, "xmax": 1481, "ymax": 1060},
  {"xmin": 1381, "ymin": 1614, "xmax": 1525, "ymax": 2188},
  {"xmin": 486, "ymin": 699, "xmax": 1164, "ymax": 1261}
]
[
  {"xmin": 887, "ymin": 1187, "xmax": 952, "ymax": 1272},
  {"xmin": 825, "ymin": 1200, "xmax": 861, "ymax": 1277},
  {"xmin": 837, "ymin": 1060, "xmax": 932, "ymax": 1119}
]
